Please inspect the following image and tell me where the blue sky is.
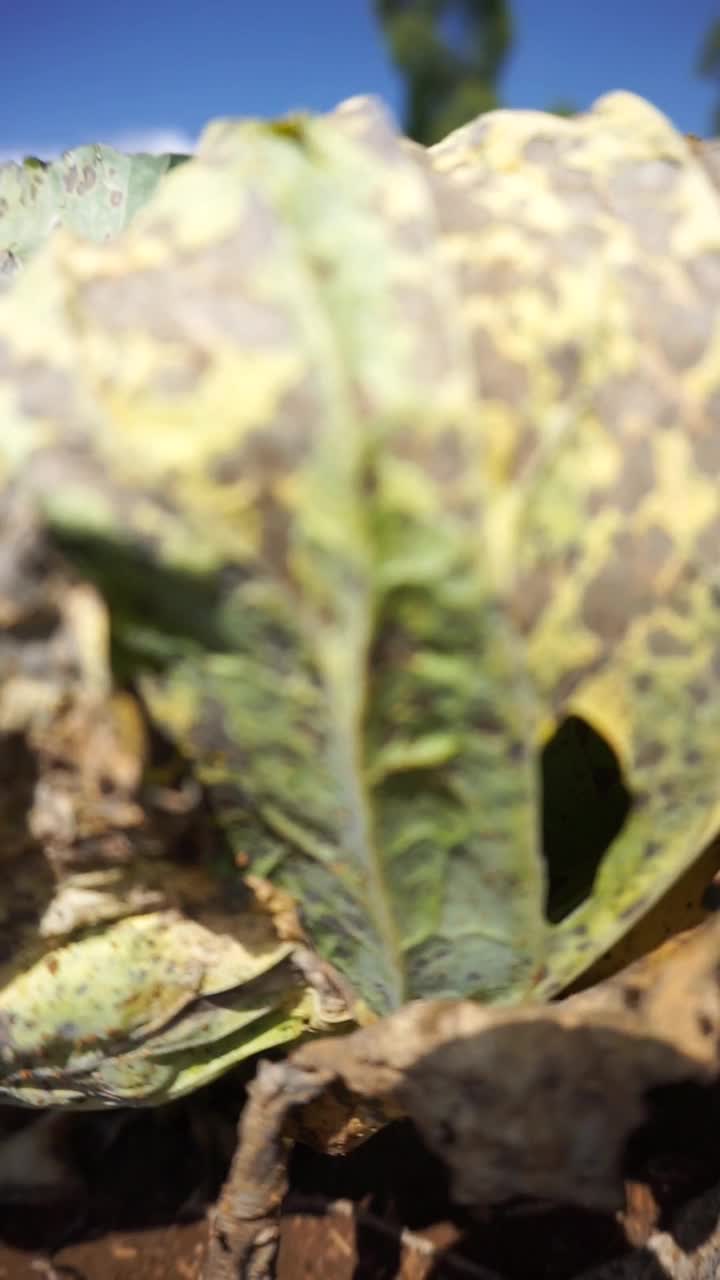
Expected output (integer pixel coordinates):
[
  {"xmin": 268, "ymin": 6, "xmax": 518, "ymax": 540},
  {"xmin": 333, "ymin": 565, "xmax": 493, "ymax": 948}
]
[{"xmin": 4, "ymin": 0, "xmax": 718, "ymax": 159}]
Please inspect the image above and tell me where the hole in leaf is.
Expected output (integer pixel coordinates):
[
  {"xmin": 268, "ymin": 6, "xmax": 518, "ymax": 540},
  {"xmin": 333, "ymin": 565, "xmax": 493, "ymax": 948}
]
[{"xmin": 541, "ymin": 715, "xmax": 632, "ymax": 923}]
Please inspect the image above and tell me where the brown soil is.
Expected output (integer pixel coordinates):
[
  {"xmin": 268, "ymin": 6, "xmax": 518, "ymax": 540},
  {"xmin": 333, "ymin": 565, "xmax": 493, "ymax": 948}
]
[{"xmin": 0, "ymin": 1077, "xmax": 718, "ymax": 1280}]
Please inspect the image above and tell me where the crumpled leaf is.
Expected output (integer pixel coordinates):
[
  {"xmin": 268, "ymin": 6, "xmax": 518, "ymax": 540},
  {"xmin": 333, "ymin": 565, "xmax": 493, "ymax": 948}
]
[
  {"xmin": 0, "ymin": 518, "xmax": 353, "ymax": 1108},
  {"xmin": 0, "ymin": 93, "xmax": 719, "ymax": 1022},
  {"xmin": 296, "ymin": 918, "xmax": 720, "ymax": 1210},
  {"xmin": 0, "ymin": 725, "xmax": 354, "ymax": 1110},
  {"xmin": 205, "ymin": 916, "xmax": 720, "ymax": 1278},
  {"xmin": 0, "ymin": 143, "xmax": 187, "ymax": 281},
  {"xmin": 0, "ymin": 909, "xmax": 328, "ymax": 1107}
]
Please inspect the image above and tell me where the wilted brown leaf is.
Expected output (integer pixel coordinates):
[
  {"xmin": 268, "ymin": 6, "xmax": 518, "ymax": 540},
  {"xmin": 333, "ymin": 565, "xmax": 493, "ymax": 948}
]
[{"xmin": 206, "ymin": 918, "xmax": 720, "ymax": 1279}]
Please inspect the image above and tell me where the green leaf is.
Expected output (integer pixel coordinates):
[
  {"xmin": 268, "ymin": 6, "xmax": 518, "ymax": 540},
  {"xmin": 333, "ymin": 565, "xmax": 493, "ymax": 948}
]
[
  {"xmin": 0, "ymin": 144, "xmax": 188, "ymax": 275},
  {"xmin": 0, "ymin": 910, "xmax": 322, "ymax": 1106},
  {"xmin": 0, "ymin": 92, "xmax": 718, "ymax": 1027}
]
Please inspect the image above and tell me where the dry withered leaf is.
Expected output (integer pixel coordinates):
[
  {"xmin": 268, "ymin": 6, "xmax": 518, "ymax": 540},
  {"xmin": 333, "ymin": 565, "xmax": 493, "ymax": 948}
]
[
  {"xmin": 580, "ymin": 1176, "xmax": 720, "ymax": 1279},
  {"xmin": 205, "ymin": 917, "xmax": 720, "ymax": 1279}
]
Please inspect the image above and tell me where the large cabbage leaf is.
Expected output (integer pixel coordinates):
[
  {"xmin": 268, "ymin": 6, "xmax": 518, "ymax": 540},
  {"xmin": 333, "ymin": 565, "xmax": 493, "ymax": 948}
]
[{"xmin": 0, "ymin": 94, "xmax": 718, "ymax": 1019}]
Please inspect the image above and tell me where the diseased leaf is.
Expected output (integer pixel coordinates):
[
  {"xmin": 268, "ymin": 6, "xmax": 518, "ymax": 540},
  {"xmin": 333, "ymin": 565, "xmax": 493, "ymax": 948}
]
[
  {"xmin": 0, "ymin": 910, "xmax": 300, "ymax": 1106},
  {"xmin": 0, "ymin": 144, "xmax": 187, "ymax": 280},
  {"xmin": 0, "ymin": 519, "xmax": 353, "ymax": 1108},
  {"xmin": 0, "ymin": 99, "xmax": 543, "ymax": 1016},
  {"xmin": 0, "ymin": 93, "xmax": 718, "ymax": 1025}
]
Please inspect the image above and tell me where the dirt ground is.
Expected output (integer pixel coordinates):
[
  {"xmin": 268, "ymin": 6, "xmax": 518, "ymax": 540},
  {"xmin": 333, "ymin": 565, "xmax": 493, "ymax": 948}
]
[{"xmin": 0, "ymin": 1073, "xmax": 718, "ymax": 1280}]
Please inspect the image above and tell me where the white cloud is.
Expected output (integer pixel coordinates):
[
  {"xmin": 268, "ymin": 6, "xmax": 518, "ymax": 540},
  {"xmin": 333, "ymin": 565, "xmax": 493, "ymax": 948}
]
[
  {"xmin": 0, "ymin": 127, "xmax": 197, "ymax": 165},
  {"xmin": 103, "ymin": 127, "xmax": 197, "ymax": 156}
]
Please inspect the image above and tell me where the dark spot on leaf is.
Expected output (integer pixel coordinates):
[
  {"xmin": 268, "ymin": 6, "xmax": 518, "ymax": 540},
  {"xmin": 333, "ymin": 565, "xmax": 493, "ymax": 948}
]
[
  {"xmin": 211, "ymin": 380, "xmax": 319, "ymax": 485},
  {"xmin": 634, "ymin": 740, "xmax": 665, "ymax": 768},
  {"xmin": 688, "ymin": 251, "xmax": 720, "ymax": 296},
  {"xmin": 705, "ymin": 388, "xmax": 720, "ymax": 426},
  {"xmin": 80, "ymin": 220, "xmax": 295, "ymax": 345},
  {"xmin": 508, "ymin": 421, "xmax": 541, "ymax": 480},
  {"xmin": 110, "ymin": 189, "xmax": 123, "ymax": 207},
  {"xmin": 428, "ymin": 167, "xmax": 493, "ymax": 238},
  {"xmin": 647, "ymin": 628, "xmax": 691, "ymax": 657},
  {"xmin": 696, "ymin": 516, "xmax": 720, "ymax": 564},
  {"xmin": 697, "ymin": 1013, "xmax": 715, "ymax": 1038},
  {"xmin": 606, "ymin": 165, "xmax": 677, "ymax": 251},
  {"xmin": 472, "ymin": 709, "xmax": 506, "ymax": 736},
  {"xmin": 78, "ymin": 164, "xmax": 97, "ymax": 194},
  {"xmin": 669, "ymin": 591, "xmax": 693, "ymax": 618},
  {"xmin": 360, "ymin": 459, "xmax": 378, "ymax": 498},
  {"xmin": 685, "ymin": 749, "xmax": 703, "ymax": 766},
  {"xmin": 615, "ymin": 437, "xmax": 657, "ymax": 512},
  {"xmin": 646, "ymin": 301, "xmax": 714, "ymax": 370},
  {"xmin": 549, "ymin": 342, "xmax": 582, "ymax": 397},
  {"xmin": 581, "ymin": 527, "xmax": 672, "ymax": 644},
  {"xmin": 396, "ymin": 284, "xmax": 462, "ymax": 385},
  {"xmin": 593, "ymin": 373, "xmax": 680, "ymax": 433},
  {"xmin": 693, "ymin": 431, "xmax": 720, "ymax": 475},
  {"xmin": 510, "ymin": 562, "xmax": 554, "ymax": 635},
  {"xmin": 522, "ymin": 135, "xmax": 563, "ymax": 165},
  {"xmin": 541, "ymin": 716, "xmax": 631, "ymax": 923},
  {"xmin": 688, "ymin": 682, "xmax": 709, "ymax": 706},
  {"xmin": 460, "ymin": 256, "xmax": 530, "ymax": 297},
  {"xmin": 16, "ymin": 359, "xmax": 82, "ymax": 424},
  {"xmin": 591, "ymin": 435, "xmax": 656, "ymax": 516},
  {"xmin": 554, "ymin": 170, "xmax": 608, "ymax": 221},
  {"xmin": 611, "ymin": 157, "xmax": 682, "ymax": 199},
  {"xmin": 622, "ymin": 985, "xmax": 644, "ymax": 1012},
  {"xmin": 472, "ymin": 327, "xmax": 529, "ymax": 407},
  {"xmin": 426, "ymin": 429, "xmax": 467, "ymax": 485},
  {"xmin": 150, "ymin": 347, "xmax": 209, "ymax": 396},
  {"xmin": 559, "ymin": 224, "xmax": 606, "ymax": 262},
  {"xmin": 634, "ymin": 673, "xmax": 654, "ymax": 693},
  {"xmin": 643, "ymin": 841, "xmax": 661, "ymax": 860}
]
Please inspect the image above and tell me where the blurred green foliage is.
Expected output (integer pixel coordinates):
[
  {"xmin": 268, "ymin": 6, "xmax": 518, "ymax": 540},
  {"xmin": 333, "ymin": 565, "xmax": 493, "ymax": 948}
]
[{"xmin": 373, "ymin": 0, "xmax": 513, "ymax": 143}]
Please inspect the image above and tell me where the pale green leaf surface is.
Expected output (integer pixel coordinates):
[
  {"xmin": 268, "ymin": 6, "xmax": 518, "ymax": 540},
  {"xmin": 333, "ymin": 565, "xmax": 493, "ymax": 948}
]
[{"xmin": 0, "ymin": 145, "xmax": 185, "ymax": 278}]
